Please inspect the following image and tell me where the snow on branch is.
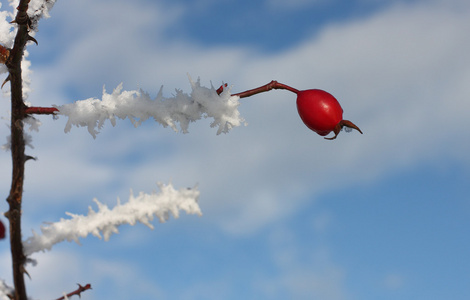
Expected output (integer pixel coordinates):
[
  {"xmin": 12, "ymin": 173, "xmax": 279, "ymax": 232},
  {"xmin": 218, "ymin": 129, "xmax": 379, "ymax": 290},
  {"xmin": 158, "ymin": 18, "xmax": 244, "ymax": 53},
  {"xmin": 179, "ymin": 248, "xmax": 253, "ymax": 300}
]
[
  {"xmin": 55, "ymin": 76, "xmax": 246, "ymax": 138},
  {"xmin": 7, "ymin": 0, "xmax": 57, "ymax": 25},
  {"xmin": 27, "ymin": 0, "xmax": 57, "ymax": 21},
  {"xmin": 23, "ymin": 183, "xmax": 202, "ymax": 256},
  {"xmin": 0, "ymin": 280, "xmax": 13, "ymax": 300}
]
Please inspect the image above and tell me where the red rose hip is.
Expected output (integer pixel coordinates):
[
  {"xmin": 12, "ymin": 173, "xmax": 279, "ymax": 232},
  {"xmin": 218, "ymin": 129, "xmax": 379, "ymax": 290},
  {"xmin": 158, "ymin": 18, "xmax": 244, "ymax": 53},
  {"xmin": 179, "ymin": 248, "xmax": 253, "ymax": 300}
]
[
  {"xmin": 296, "ymin": 89, "xmax": 362, "ymax": 140},
  {"xmin": 228, "ymin": 80, "xmax": 362, "ymax": 140}
]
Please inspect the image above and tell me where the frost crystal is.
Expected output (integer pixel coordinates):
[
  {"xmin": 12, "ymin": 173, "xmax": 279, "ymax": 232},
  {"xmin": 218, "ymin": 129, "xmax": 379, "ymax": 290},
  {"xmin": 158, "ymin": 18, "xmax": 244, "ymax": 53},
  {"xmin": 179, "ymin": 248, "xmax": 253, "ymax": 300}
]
[
  {"xmin": 23, "ymin": 183, "xmax": 202, "ymax": 256},
  {"xmin": 7, "ymin": 0, "xmax": 58, "ymax": 25},
  {"xmin": 24, "ymin": 116, "xmax": 42, "ymax": 132},
  {"xmin": 0, "ymin": 280, "xmax": 13, "ymax": 300},
  {"xmin": 1, "ymin": 117, "xmax": 40, "ymax": 150},
  {"xmin": 55, "ymin": 76, "xmax": 246, "ymax": 138},
  {"xmin": 27, "ymin": 0, "xmax": 57, "ymax": 21}
]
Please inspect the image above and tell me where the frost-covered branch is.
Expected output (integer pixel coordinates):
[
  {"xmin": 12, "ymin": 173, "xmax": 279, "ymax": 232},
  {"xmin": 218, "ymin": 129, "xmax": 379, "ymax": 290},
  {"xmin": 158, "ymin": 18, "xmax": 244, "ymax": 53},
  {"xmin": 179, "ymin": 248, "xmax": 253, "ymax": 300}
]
[
  {"xmin": 54, "ymin": 76, "xmax": 246, "ymax": 138},
  {"xmin": 28, "ymin": 0, "xmax": 57, "ymax": 21},
  {"xmin": 0, "ymin": 280, "xmax": 14, "ymax": 300},
  {"xmin": 23, "ymin": 183, "xmax": 202, "ymax": 256},
  {"xmin": 1, "ymin": 116, "xmax": 40, "ymax": 150},
  {"xmin": 7, "ymin": 0, "xmax": 57, "ymax": 27}
]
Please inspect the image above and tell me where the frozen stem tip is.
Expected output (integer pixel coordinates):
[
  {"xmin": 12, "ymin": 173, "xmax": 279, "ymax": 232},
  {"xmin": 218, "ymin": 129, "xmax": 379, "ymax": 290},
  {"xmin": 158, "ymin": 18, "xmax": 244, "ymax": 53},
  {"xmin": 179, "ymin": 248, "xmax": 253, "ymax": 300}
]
[{"xmin": 216, "ymin": 83, "xmax": 228, "ymax": 95}]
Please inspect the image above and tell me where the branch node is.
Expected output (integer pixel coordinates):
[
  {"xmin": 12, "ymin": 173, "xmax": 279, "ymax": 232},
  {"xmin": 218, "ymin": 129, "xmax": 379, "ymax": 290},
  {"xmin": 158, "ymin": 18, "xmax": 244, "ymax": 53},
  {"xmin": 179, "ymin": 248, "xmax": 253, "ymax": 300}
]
[{"xmin": 13, "ymin": 11, "xmax": 31, "ymax": 28}]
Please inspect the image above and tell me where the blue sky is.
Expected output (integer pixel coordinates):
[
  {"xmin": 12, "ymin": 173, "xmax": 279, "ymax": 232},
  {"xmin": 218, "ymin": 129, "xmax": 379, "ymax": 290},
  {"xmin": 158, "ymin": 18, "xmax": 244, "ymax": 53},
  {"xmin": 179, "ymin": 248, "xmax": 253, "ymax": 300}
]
[{"xmin": 0, "ymin": 0, "xmax": 470, "ymax": 299}]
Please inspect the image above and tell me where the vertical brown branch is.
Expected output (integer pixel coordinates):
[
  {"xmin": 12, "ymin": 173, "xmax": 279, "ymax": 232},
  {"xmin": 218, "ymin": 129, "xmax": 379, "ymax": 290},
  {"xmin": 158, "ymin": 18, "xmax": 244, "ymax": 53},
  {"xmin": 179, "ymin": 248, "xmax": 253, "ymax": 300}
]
[{"xmin": 5, "ymin": 1, "xmax": 33, "ymax": 299}]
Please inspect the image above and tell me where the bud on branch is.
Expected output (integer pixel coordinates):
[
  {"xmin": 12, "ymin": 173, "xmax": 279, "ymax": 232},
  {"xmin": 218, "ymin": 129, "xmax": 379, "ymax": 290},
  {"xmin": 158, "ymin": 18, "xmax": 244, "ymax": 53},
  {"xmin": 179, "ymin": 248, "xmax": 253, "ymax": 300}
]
[{"xmin": 0, "ymin": 45, "xmax": 10, "ymax": 64}]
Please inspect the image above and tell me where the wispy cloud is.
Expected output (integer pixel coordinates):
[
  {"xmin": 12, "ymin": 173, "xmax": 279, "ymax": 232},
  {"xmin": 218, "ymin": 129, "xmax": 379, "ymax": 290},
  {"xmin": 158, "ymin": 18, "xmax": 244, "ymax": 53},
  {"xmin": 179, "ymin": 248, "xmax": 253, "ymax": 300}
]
[
  {"xmin": 3, "ymin": 0, "xmax": 467, "ymax": 234},
  {"xmin": 265, "ymin": 0, "xmax": 327, "ymax": 10},
  {"xmin": 0, "ymin": 0, "xmax": 469, "ymax": 298}
]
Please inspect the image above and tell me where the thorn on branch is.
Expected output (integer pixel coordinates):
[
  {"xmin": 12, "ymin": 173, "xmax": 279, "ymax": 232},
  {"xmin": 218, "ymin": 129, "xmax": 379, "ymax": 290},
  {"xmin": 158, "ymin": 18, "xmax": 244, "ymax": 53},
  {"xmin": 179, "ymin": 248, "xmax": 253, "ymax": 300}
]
[
  {"xmin": 24, "ymin": 155, "xmax": 36, "ymax": 162},
  {"xmin": 1, "ymin": 75, "xmax": 10, "ymax": 89},
  {"xmin": 27, "ymin": 35, "xmax": 38, "ymax": 45},
  {"xmin": 21, "ymin": 265, "xmax": 31, "ymax": 280},
  {"xmin": 56, "ymin": 284, "xmax": 92, "ymax": 300}
]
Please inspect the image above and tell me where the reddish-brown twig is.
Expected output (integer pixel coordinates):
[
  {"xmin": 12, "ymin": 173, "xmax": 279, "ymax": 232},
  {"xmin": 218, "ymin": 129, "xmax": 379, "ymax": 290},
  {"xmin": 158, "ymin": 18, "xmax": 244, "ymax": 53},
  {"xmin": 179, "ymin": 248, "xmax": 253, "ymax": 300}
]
[
  {"xmin": 232, "ymin": 80, "xmax": 299, "ymax": 98},
  {"xmin": 25, "ymin": 106, "xmax": 59, "ymax": 115},
  {"xmin": 55, "ymin": 283, "xmax": 92, "ymax": 300}
]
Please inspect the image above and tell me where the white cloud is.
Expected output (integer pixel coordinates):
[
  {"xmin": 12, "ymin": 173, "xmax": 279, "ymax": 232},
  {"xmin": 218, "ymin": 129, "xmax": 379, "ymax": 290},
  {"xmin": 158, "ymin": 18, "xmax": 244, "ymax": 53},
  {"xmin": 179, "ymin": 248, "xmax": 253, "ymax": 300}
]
[
  {"xmin": 1, "ymin": 1, "xmax": 470, "ymax": 298},
  {"xmin": 259, "ymin": 227, "xmax": 347, "ymax": 299},
  {"xmin": 4, "ymin": 0, "xmax": 467, "ymax": 235}
]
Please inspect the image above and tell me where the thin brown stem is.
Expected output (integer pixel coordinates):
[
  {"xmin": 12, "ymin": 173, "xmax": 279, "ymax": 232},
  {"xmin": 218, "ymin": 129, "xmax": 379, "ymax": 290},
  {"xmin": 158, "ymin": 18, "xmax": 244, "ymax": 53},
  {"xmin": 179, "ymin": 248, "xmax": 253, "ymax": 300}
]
[
  {"xmin": 55, "ymin": 283, "xmax": 92, "ymax": 300},
  {"xmin": 232, "ymin": 80, "xmax": 299, "ymax": 98},
  {"xmin": 25, "ymin": 106, "xmax": 59, "ymax": 115}
]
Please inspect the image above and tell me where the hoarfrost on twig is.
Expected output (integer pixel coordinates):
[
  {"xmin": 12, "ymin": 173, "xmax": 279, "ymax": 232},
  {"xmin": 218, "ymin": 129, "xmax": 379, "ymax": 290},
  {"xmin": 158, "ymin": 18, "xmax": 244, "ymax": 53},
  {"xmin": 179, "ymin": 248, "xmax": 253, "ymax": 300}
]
[
  {"xmin": 23, "ymin": 183, "xmax": 202, "ymax": 256},
  {"xmin": 55, "ymin": 75, "xmax": 246, "ymax": 138}
]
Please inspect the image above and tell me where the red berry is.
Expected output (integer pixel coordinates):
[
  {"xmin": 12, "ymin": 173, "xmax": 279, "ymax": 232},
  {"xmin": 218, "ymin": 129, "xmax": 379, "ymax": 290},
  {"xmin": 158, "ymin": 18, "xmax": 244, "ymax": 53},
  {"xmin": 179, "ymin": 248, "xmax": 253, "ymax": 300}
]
[
  {"xmin": 296, "ymin": 89, "xmax": 362, "ymax": 140},
  {"xmin": 0, "ymin": 220, "xmax": 5, "ymax": 239}
]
